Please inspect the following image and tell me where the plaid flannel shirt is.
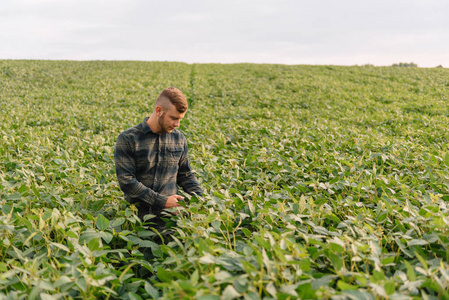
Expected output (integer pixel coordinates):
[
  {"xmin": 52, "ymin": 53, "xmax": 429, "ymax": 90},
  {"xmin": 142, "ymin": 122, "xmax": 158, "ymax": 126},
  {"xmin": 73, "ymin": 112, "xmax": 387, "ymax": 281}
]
[{"xmin": 114, "ymin": 117, "xmax": 203, "ymax": 217}]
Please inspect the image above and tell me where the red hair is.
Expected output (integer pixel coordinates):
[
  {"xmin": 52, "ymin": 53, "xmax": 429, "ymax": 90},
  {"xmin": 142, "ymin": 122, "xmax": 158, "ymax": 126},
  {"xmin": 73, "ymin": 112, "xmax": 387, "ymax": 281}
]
[{"xmin": 156, "ymin": 87, "xmax": 188, "ymax": 113}]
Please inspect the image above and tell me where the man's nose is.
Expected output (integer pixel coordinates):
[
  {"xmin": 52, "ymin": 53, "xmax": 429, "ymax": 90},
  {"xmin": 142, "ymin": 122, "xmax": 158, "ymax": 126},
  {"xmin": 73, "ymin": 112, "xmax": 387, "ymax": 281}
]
[{"xmin": 174, "ymin": 120, "xmax": 180, "ymax": 127}]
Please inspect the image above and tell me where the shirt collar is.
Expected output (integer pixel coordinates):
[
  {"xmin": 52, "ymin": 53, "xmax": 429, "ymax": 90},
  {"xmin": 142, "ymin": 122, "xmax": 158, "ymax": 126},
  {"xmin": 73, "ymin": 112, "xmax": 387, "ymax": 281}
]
[{"xmin": 141, "ymin": 117, "xmax": 153, "ymax": 134}]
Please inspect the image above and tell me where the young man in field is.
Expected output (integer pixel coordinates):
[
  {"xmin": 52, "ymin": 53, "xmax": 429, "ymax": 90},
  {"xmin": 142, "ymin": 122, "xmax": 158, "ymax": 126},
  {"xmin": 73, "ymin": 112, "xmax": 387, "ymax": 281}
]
[{"xmin": 114, "ymin": 87, "xmax": 203, "ymax": 235}]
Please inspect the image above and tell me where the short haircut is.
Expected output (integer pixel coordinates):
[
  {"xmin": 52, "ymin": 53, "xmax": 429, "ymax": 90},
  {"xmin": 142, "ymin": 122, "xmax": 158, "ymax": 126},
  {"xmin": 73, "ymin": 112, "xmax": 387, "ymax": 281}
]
[{"xmin": 156, "ymin": 87, "xmax": 188, "ymax": 113}]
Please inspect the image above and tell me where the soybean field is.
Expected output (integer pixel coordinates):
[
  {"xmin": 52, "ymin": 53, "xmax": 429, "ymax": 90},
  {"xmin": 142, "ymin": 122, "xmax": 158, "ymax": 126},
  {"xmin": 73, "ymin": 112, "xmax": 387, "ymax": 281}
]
[{"xmin": 1, "ymin": 60, "xmax": 449, "ymax": 299}]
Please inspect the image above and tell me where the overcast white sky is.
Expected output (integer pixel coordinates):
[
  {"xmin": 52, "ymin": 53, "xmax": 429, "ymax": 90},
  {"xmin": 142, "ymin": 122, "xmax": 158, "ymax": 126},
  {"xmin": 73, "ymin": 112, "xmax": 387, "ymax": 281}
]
[{"xmin": 1, "ymin": 0, "xmax": 448, "ymax": 67}]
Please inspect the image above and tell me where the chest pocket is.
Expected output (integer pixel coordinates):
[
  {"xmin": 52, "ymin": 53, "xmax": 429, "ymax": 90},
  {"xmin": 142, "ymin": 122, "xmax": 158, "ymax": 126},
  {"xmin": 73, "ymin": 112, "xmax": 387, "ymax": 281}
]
[{"xmin": 167, "ymin": 146, "xmax": 183, "ymax": 163}]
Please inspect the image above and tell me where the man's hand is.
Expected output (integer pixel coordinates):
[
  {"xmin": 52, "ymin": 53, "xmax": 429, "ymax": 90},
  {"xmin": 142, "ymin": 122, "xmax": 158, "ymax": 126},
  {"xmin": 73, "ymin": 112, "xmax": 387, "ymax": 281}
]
[{"xmin": 164, "ymin": 195, "xmax": 184, "ymax": 209}]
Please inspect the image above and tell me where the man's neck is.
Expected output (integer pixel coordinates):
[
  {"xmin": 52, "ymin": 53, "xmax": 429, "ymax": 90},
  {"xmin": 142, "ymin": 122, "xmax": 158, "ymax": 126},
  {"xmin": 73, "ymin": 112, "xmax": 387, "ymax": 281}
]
[{"xmin": 147, "ymin": 114, "xmax": 162, "ymax": 134}]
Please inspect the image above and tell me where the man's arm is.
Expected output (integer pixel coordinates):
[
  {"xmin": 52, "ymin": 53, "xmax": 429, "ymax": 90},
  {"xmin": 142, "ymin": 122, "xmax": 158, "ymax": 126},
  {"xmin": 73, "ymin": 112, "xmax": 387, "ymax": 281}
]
[
  {"xmin": 177, "ymin": 140, "xmax": 203, "ymax": 196},
  {"xmin": 114, "ymin": 133, "xmax": 168, "ymax": 211}
]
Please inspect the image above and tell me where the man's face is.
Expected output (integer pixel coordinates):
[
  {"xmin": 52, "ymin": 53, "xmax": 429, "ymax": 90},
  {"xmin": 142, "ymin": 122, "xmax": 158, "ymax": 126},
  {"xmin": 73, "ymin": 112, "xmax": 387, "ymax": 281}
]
[{"xmin": 157, "ymin": 104, "xmax": 185, "ymax": 133}]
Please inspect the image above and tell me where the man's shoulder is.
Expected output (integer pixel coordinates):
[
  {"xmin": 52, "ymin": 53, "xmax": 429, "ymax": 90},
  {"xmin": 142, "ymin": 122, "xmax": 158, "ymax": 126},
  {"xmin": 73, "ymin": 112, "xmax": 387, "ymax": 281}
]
[{"xmin": 119, "ymin": 123, "xmax": 143, "ymax": 138}]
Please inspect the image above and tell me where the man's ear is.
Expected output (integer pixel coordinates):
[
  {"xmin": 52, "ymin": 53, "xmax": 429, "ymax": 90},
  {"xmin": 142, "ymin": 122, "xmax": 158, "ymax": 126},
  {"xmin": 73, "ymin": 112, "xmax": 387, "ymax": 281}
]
[{"xmin": 155, "ymin": 105, "xmax": 163, "ymax": 117}]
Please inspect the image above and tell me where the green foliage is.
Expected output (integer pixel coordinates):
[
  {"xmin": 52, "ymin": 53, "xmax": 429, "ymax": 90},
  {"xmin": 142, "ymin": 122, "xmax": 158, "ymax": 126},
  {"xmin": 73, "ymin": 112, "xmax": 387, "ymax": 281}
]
[{"xmin": 1, "ymin": 60, "xmax": 449, "ymax": 298}]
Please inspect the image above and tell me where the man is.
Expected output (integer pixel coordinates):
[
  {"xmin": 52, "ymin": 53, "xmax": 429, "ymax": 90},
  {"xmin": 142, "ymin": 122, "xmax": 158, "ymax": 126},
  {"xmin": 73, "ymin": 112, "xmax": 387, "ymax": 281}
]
[{"xmin": 114, "ymin": 87, "xmax": 203, "ymax": 233}]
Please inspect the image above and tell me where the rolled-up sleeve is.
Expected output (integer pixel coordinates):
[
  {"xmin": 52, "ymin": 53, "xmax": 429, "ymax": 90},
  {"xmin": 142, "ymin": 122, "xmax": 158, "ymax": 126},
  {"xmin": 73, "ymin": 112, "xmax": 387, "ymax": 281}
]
[
  {"xmin": 114, "ymin": 133, "xmax": 168, "ymax": 211},
  {"xmin": 177, "ymin": 139, "xmax": 203, "ymax": 196}
]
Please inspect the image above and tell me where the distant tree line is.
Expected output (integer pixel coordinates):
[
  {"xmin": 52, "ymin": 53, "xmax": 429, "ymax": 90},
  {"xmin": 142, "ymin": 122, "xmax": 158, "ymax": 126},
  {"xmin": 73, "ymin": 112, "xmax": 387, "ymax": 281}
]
[
  {"xmin": 391, "ymin": 63, "xmax": 445, "ymax": 68},
  {"xmin": 392, "ymin": 62, "xmax": 418, "ymax": 67}
]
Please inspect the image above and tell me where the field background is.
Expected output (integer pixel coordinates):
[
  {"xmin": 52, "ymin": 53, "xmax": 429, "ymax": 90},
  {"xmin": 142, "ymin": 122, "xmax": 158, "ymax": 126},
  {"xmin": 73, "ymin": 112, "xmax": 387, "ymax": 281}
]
[{"xmin": 1, "ymin": 61, "xmax": 449, "ymax": 299}]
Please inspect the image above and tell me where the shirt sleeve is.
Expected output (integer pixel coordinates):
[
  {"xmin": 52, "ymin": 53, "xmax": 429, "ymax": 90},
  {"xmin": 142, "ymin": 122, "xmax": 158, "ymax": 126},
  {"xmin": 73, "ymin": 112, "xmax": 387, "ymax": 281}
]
[
  {"xmin": 114, "ymin": 133, "xmax": 168, "ymax": 211},
  {"xmin": 177, "ymin": 139, "xmax": 204, "ymax": 196}
]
